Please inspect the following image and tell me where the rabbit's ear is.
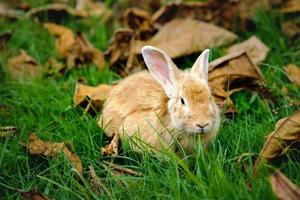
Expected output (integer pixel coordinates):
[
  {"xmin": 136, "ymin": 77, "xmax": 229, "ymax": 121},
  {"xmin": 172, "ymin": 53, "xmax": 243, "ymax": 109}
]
[
  {"xmin": 191, "ymin": 49, "xmax": 210, "ymax": 82},
  {"xmin": 142, "ymin": 46, "xmax": 180, "ymax": 97}
]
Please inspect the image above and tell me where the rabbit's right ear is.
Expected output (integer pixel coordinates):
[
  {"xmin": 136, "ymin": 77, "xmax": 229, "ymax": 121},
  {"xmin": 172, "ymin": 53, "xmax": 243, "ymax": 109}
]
[{"xmin": 142, "ymin": 46, "xmax": 180, "ymax": 97}]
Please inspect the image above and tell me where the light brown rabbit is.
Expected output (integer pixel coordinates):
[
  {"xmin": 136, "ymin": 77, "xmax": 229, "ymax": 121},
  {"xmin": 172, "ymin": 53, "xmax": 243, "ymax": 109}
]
[{"xmin": 99, "ymin": 46, "xmax": 220, "ymax": 154}]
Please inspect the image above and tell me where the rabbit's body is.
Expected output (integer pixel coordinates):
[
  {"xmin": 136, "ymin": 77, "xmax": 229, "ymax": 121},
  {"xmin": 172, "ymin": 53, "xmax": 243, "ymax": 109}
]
[
  {"xmin": 99, "ymin": 46, "xmax": 220, "ymax": 154},
  {"xmin": 101, "ymin": 71, "xmax": 177, "ymax": 151}
]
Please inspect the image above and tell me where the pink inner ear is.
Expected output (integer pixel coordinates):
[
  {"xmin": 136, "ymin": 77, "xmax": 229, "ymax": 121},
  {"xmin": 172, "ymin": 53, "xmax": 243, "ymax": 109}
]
[{"xmin": 147, "ymin": 50, "xmax": 171, "ymax": 84}]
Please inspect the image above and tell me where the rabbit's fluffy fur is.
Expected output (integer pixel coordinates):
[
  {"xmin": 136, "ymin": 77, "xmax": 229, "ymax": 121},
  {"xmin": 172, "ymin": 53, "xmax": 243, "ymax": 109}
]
[{"xmin": 99, "ymin": 46, "xmax": 220, "ymax": 154}]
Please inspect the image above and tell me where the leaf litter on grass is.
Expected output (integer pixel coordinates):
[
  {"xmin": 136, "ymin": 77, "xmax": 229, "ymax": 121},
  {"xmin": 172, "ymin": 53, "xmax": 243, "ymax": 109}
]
[
  {"xmin": 44, "ymin": 23, "xmax": 105, "ymax": 71},
  {"xmin": 21, "ymin": 134, "xmax": 83, "ymax": 174},
  {"xmin": 8, "ymin": 50, "xmax": 41, "ymax": 80},
  {"xmin": 270, "ymin": 171, "xmax": 300, "ymax": 200},
  {"xmin": 254, "ymin": 110, "xmax": 300, "ymax": 172},
  {"xmin": 0, "ymin": 126, "xmax": 17, "ymax": 137}
]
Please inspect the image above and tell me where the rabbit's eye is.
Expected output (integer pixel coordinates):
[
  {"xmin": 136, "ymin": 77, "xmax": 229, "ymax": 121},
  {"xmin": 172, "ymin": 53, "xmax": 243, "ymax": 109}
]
[{"xmin": 180, "ymin": 98, "xmax": 185, "ymax": 105}]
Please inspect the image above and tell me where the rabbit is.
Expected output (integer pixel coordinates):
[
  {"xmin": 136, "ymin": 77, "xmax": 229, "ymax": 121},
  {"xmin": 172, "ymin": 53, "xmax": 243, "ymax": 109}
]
[{"xmin": 99, "ymin": 46, "xmax": 220, "ymax": 154}]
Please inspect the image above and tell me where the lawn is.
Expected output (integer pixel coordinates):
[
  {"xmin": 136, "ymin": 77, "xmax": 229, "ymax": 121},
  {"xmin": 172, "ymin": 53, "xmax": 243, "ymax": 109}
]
[{"xmin": 0, "ymin": 1, "xmax": 299, "ymax": 199}]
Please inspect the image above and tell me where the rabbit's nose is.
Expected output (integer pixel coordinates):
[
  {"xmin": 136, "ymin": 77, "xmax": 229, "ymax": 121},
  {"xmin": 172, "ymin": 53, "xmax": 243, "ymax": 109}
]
[
  {"xmin": 196, "ymin": 123, "xmax": 208, "ymax": 129},
  {"xmin": 196, "ymin": 123, "xmax": 209, "ymax": 134}
]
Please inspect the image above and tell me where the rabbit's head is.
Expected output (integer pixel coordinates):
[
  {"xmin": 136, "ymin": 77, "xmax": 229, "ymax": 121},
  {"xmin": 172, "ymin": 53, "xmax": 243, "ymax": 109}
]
[{"xmin": 142, "ymin": 46, "xmax": 220, "ymax": 136}]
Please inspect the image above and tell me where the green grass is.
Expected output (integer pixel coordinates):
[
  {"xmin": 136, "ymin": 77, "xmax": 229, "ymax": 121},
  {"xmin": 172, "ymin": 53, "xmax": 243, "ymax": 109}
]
[{"xmin": 1, "ymin": 4, "xmax": 300, "ymax": 200}]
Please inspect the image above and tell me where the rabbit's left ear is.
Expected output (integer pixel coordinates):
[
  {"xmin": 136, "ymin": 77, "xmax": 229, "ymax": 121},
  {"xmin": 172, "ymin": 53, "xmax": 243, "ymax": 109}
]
[
  {"xmin": 142, "ymin": 45, "xmax": 180, "ymax": 97},
  {"xmin": 191, "ymin": 49, "xmax": 210, "ymax": 82}
]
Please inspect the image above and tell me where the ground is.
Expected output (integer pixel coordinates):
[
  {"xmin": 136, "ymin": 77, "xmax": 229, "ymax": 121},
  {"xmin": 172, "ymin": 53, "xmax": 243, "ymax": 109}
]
[{"xmin": 0, "ymin": 1, "xmax": 299, "ymax": 199}]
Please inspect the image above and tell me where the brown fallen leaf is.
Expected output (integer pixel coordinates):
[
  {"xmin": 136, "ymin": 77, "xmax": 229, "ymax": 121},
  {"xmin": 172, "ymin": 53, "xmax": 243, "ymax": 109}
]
[
  {"xmin": 75, "ymin": 0, "xmax": 112, "ymax": 20},
  {"xmin": 282, "ymin": 21, "xmax": 300, "ymax": 39},
  {"xmin": 133, "ymin": 18, "xmax": 237, "ymax": 59},
  {"xmin": 282, "ymin": 0, "xmax": 300, "ymax": 14},
  {"xmin": 0, "ymin": 1, "xmax": 23, "ymax": 19},
  {"xmin": 104, "ymin": 29, "xmax": 136, "ymax": 76},
  {"xmin": 0, "ymin": 30, "xmax": 12, "ymax": 50},
  {"xmin": 208, "ymin": 51, "xmax": 265, "ymax": 112},
  {"xmin": 24, "ymin": 134, "xmax": 83, "ymax": 174},
  {"xmin": 101, "ymin": 132, "xmax": 120, "ymax": 156},
  {"xmin": 254, "ymin": 111, "xmax": 300, "ymax": 170},
  {"xmin": 103, "ymin": 161, "xmax": 142, "ymax": 176},
  {"xmin": 27, "ymin": 3, "xmax": 77, "ymax": 22},
  {"xmin": 8, "ymin": 50, "xmax": 40, "ymax": 80},
  {"xmin": 0, "ymin": 126, "xmax": 17, "ymax": 137},
  {"xmin": 44, "ymin": 58, "xmax": 65, "ymax": 76},
  {"xmin": 44, "ymin": 23, "xmax": 105, "ymax": 70},
  {"xmin": 123, "ymin": 7, "xmax": 156, "ymax": 40},
  {"xmin": 20, "ymin": 190, "xmax": 50, "ymax": 200},
  {"xmin": 227, "ymin": 36, "xmax": 269, "ymax": 65},
  {"xmin": 88, "ymin": 165, "xmax": 111, "ymax": 196},
  {"xmin": 284, "ymin": 64, "xmax": 300, "ymax": 86},
  {"xmin": 152, "ymin": 0, "xmax": 270, "ymax": 30},
  {"xmin": 74, "ymin": 81, "xmax": 112, "ymax": 114},
  {"xmin": 63, "ymin": 145, "xmax": 83, "ymax": 174},
  {"xmin": 270, "ymin": 171, "xmax": 300, "ymax": 200}
]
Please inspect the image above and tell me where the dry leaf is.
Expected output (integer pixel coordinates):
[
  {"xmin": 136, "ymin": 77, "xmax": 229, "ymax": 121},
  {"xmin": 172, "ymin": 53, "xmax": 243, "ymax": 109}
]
[
  {"xmin": 63, "ymin": 145, "xmax": 83, "ymax": 174},
  {"xmin": 270, "ymin": 171, "xmax": 300, "ymax": 200},
  {"xmin": 0, "ymin": 1, "xmax": 22, "ymax": 19},
  {"xmin": 103, "ymin": 161, "xmax": 142, "ymax": 176},
  {"xmin": 20, "ymin": 190, "xmax": 50, "ymax": 200},
  {"xmin": 282, "ymin": 21, "xmax": 300, "ymax": 39},
  {"xmin": 123, "ymin": 8, "xmax": 156, "ymax": 40},
  {"xmin": 0, "ymin": 126, "xmax": 17, "ymax": 137},
  {"xmin": 228, "ymin": 36, "xmax": 269, "ymax": 65},
  {"xmin": 44, "ymin": 23, "xmax": 105, "ymax": 70},
  {"xmin": 0, "ymin": 30, "xmax": 12, "ymax": 50},
  {"xmin": 282, "ymin": 0, "xmax": 300, "ymax": 13},
  {"xmin": 24, "ymin": 134, "xmax": 83, "ymax": 174},
  {"xmin": 76, "ymin": 0, "xmax": 112, "ymax": 20},
  {"xmin": 255, "ymin": 111, "xmax": 300, "ymax": 170},
  {"xmin": 132, "ymin": 18, "xmax": 237, "ymax": 59},
  {"xmin": 8, "ymin": 50, "xmax": 40, "ymax": 80},
  {"xmin": 152, "ymin": 0, "xmax": 270, "ymax": 29},
  {"xmin": 73, "ymin": 81, "xmax": 112, "ymax": 114},
  {"xmin": 105, "ymin": 29, "xmax": 133, "ymax": 65},
  {"xmin": 27, "ymin": 3, "xmax": 77, "ymax": 22},
  {"xmin": 285, "ymin": 64, "xmax": 300, "ymax": 86},
  {"xmin": 208, "ymin": 51, "xmax": 265, "ymax": 112},
  {"xmin": 101, "ymin": 132, "xmax": 119, "ymax": 156},
  {"xmin": 44, "ymin": 58, "xmax": 65, "ymax": 76},
  {"xmin": 88, "ymin": 165, "xmax": 111, "ymax": 196}
]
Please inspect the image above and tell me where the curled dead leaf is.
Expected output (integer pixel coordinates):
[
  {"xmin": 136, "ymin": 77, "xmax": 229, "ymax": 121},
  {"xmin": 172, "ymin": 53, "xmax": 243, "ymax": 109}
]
[
  {"xmin": 27, "ymin": 3, "xmax": 77, "ymax": 22},
  {"xmin": 76, "ymin": 0, "xmax": 112, "ymax": 20},
  {"xmin": 8, "ymin": 50, "xmax": 40, "ymax": 80},
  {"xmin": 282, "ymin": 21, "xmax": 300, "ymax": 39},
  {"xmin": 63, "ymin": 145, "xmax": 83, "ymax": 174},
  {"xmin": 284, "ymin": 64, "xmax": 300, "ymax": 86},
  {"xmin": 152, "ymin": 0, "xmax": 270, "ymax": 29},
  {"xmin": 123, "ymin": 7, "xmax": 156, "ymax": 40},
  {"xmin": 228, "ymin": 36, "xmax": 269, "ymax": 65},
  {"xmin": 282, "ymin": 0, "xmax": 300, "ymax": 14},
  {"xmin": 24, "ymin": 134, "xmax": 83, "ymax": 174},
  {"xmin": 20, "ymin": 190, "xmax": 50, "ymax": 200},
  {"xmin": 0, "ymin": 30, "xmax": 12, "ymax": 50},
  {"xmin": 44, "ymin": 58, "xmax": 65, "ymax": 76},
  {"xmin": 0, "ymin": 126, "xmax": 17, "ymax": 137},
  {"xmin": 209, "ymin": 51, "xmax": 265, "ymax": 113},
  {"xmin": 44, "ymin": 23, "xmax": 105, "ymax": 70},
  {"xmin": 270, "ymin": 171, "xmax": 300, "ymax": 200},
  {"xmin": 254, "ymin": 111, "xmax": 300, "ymax": 171},
  {"xmin": 73, "ymin": 81, "xmax": 112, "ymax": 114},
  {"xmin": 101, "ymin": 132, "xmax": 119, "ymax": 156},
  {"xmin": 132, "ymin": 18, "xmax": 237, "ymax": 60}
]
